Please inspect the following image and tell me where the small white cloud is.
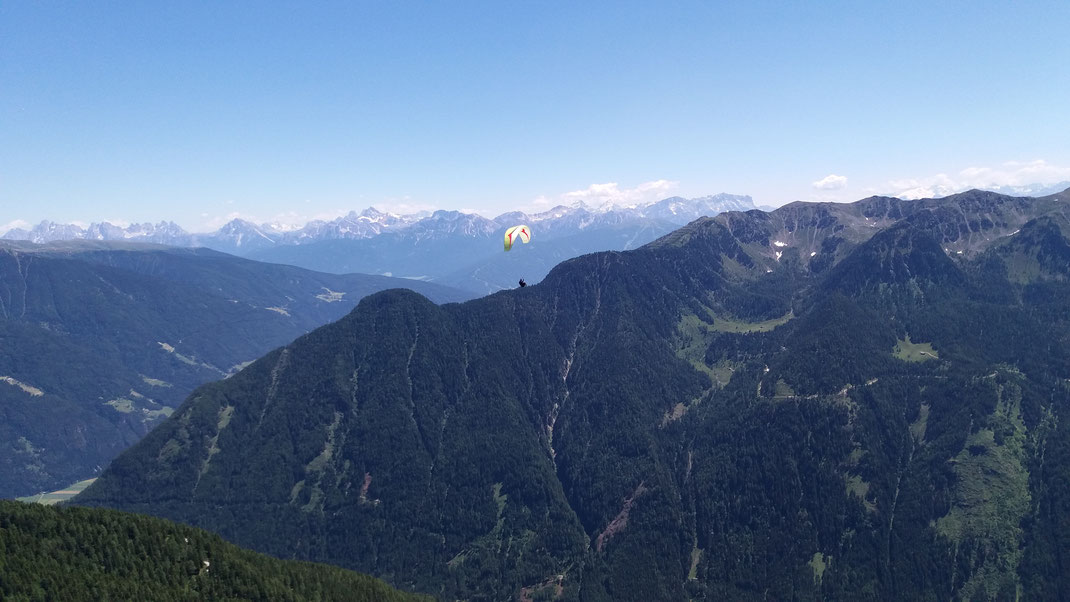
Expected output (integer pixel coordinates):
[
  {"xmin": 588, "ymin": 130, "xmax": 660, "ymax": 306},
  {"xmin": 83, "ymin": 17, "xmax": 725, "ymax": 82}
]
[
  {"xmin": 0, "ymin": 219, "xmax": 29, "ymax": 235},
  {"xmin": 812, "ymin": 174, "xmax": 848, "ymax": 190},
  {"xmin": 369, "ymin": 200, "xmax": 440, "ymax": 216},
  {"xmin": 530, "ymin": 195, "xmax": 555, "ymax": 209},
  {"xmin": 197, "ymin": 211, "xmax": 259, "ymax": 232},
  {"xmin": 887, "ymin": 160, "xmax": 1070, "ymax": 199},
  {"xmin": 530, "ymin": 179, "xmax": 679, "ymax": 211},
  {"xmin": 564, "ymin": 179, "xmax": 678, "ymax": 205}
]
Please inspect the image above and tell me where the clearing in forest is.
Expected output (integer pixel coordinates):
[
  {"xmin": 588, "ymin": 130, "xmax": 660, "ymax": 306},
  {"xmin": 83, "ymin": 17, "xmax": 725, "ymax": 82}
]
[
  {"xmin": 17, "ymin": 478, "xmax": 97, "ymax": 505},
  {"xmin": 893, "ymin": 336, "xmax": 939, "ymax": 362}
]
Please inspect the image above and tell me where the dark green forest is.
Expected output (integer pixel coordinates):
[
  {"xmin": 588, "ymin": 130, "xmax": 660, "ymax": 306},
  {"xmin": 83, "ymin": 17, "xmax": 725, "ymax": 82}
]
[
  {"xmin": 0, "ymin": 500, "xmax": 426, "ymax": 601},
  {"xmin": 76, "ymin": 190, "xmax": 1070, "ymax": 600}
]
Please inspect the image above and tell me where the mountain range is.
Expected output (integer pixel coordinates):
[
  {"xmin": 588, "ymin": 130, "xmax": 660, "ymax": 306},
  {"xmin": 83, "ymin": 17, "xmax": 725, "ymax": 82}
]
[
  {"xmin": 2, "ymin": 194, "xmax": 757, "ymax": 249},
  {"xmin": 77, "ymin": 187, "xmax": 1070, "ymax": 599},
  {"xmin": 3, "ymin": 195, "xmax": 757, "ymax": 294},
  {"xmin": 0, "ymin": 241, "xmax": 471, "ymax": 499}
]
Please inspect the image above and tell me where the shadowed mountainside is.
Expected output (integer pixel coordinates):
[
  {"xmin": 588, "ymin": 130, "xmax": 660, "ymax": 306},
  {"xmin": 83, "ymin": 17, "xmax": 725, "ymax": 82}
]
[{"xmin": 0, "ymin": 241, "xmax": 472, "ymax": 498}]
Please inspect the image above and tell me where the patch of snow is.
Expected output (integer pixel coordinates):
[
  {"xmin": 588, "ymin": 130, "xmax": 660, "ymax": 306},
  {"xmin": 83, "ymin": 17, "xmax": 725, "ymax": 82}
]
[
  {"xmin": 265, "ymin": 306, "xmax": 291, "ymax": 316},
  {"xmin": 775, "ymin": 251, "xmax": 782, "ymax": 261},
  {"xmin": 157, "ymin": 342, "xmax": 175, "ymax": 353},
  {"xmin": 773, "ymin": 240, "xmax": 787, "ymax": 247},
  {"xmin": 810, "ymin": 251, "xmax": 817, "ymax": 257},
  {"xmin": 766, "ymin": 269, "xmax": 773, "ymax": 273},
  {"xmin": 956, "ymin": 250, "xmax": 963, "ymax": 255}
]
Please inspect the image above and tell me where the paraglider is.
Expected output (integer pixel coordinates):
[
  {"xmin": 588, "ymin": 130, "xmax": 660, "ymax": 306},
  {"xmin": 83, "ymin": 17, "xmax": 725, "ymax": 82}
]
[
  {"xmin": 518, "ymin": 278, "xmax": 527, "ymax": 288},
  {"xmin": 504, "ymin": 225, "xmax": 531, "ymax": 251}
]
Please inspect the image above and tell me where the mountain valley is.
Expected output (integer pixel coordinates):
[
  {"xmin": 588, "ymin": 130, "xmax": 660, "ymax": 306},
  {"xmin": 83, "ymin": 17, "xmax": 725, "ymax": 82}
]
[{"xmin": 0, "ymin": 242, "xmax": 471, "ymax": 499}]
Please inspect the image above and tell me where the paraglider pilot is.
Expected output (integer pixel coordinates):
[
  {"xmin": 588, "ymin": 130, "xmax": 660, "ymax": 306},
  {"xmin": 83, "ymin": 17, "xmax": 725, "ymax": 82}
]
[{"xmin": 518, "ymin": 278, "xmax": 527, "ymax": 288}]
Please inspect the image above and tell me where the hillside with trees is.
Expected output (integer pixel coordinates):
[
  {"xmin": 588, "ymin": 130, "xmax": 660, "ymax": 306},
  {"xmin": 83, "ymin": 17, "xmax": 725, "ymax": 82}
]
[
  {"xmin": 0, "ymin": 241, "xmax": 470, "ymax": 499},
  {"xmin": 77, "ymin": 190, "xmax": 1070, "ymax": 600},
  {"xmin": 0, "ymin": 500, "xmax": 426, "ymax": 601}
]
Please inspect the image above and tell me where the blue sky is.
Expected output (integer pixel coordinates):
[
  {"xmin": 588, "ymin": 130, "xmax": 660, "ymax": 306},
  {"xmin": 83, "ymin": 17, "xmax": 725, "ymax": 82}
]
[{"xmin": 2, "ymin": 1, "xmax": 1069, "ymax": 232}]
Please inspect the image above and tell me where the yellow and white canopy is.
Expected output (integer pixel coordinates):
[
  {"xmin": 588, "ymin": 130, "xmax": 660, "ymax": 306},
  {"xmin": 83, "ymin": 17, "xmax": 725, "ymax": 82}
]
[{"xmin": 504, "ymin": 225, "xmax": 531, "ymax": 251}]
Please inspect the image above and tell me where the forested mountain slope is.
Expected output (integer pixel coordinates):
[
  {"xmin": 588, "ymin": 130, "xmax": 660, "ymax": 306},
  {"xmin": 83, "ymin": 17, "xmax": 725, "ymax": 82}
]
[
  {"xmin": 0, "ymin": 500, "xmax": 426, "ymax": 601},
  {"xmin": 78, "ymin": 190, "xmax": 1070, "ymax": 600},
  {"xmin": 0, "ymin": 241, "xmax": 471, "ymax": 498}
]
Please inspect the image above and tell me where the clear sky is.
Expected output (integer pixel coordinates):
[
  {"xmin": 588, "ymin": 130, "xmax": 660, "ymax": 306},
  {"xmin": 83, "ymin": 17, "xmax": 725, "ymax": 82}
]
[{"xmin": 2, "ymin": 1, "xmax": 1069, "ymax": 232}]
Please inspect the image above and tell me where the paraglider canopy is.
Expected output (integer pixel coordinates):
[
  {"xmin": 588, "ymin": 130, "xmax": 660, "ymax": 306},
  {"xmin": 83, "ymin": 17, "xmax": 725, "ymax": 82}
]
[{"xmin": 504, "ymin": 225, "xmax": 531, "ymax": 251}]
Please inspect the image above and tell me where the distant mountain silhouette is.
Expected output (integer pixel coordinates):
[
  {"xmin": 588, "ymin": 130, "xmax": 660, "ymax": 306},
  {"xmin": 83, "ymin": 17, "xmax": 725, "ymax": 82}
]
[{"xmin": 3, "ymin": 194, "xmax": 757, "ymax": 293}]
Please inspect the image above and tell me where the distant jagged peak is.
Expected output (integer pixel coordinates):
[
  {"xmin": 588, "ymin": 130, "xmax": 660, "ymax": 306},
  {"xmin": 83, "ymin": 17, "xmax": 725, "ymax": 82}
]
[
  {"xmin": 85, "ymin": 220, "xmax": 190, "ymax": 241},
  {"xmin": 261, "ymin": 220, "xmax": 302, "ymax": 233},
  {"xmin": 647, "ymin": 192, "xmax": 754, "ymax": 210},
  {"xmin": 1, "ymin": 191, "xmax": 753, "ymax": 248},
  {"xmin": 429, "ymin": 209, "xmax": 464, "ymax": 220},
  {"xmin": 978, "ymin": 180, "xmax": 1070, "ymax": 198},
  {"xmin": 217, "ymin": 217, "xmax": 260, "ymax": 230},
  {"xmin": 507, "ymin": 193, "xmax": 754, "ymax": 225},
  {"xmin": 207, "ymin": 218, "xmax": 278, "ymax": 248},
  {"xmin": 2, "ymin": 220, "xmax": 88, "ymax": 244},
  {"xmin": 351, "ymin": 206, "xmax": 415, "ymax": 222},
  {"xmin": 424, "ymin": 209, "xmax": 496, "ymax": 227},
  {"xmin": 358, "ymin": 206, "xmax": 385, "ymax": 218}
]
